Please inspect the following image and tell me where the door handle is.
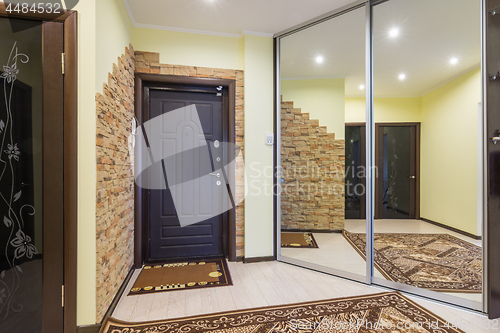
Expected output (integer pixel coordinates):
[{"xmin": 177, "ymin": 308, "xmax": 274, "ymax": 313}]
[
  {"xmin": 209, "ymin": 172, "xmax": 221, "ymax": 178},
  {"xmin": 409, "ymin": 176, "xmax": 416, "ymax": 179}
]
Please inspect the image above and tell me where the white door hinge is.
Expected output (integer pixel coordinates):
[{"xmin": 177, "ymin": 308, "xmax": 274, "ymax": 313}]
[
  {"xmin": 61, "ymin": 53, "xmax": 65, "ymax": 75},
  {"xmin": 62, "ymin": 285, "xmax": 65, "ymax": 307}
]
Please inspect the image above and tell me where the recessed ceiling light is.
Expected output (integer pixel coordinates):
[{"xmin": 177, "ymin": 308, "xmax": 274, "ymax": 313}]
[
  {"xmin": 450, "ymin": 57, "xmax": 458, "ymax": 65},
  {"xmin": 398, "ymin": 73, "xmax": 406, "ymax": 81},
  {"xmin": 389, "ymin": 28, "xmax": 399, "ymax": 38},
  {"xmin": 359, "ymin": 84, "xmax": 365, "ymax": 90},
  {"xmin": 315, "ymin": 55, "xmax": 324, "ymax": 64}
]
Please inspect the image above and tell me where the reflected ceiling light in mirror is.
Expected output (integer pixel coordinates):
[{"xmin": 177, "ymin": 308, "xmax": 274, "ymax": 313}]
[
  {"xmin": 315, "ymin": 55, "xmax": 324, "ymax": 64},
  {"xmin": 359, "ymin": 84, "xmax": 365, "ymax": 90},
  {"xmin": 389, "ymin": 28, "xmax": 399, "ymax": 38},
  {"xmin": 398, "ymin": 73, "xmax": 406, "ymax": 81},
  {"xmin": 450, "ymin": 57, "xmax": 459, "ymax": 65}
]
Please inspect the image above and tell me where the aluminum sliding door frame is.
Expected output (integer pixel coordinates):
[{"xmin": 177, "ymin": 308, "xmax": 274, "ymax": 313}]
[
  {"xmin": 365, "ymin": 1, "xmax": 375, "ymax": 285},
  {"xmin": 481, "ymin": 0, "xmax": 488, "ymax": 314},
  {"xmin": 275, "ymin": 36, "xmax": 282, "ymax": 261}
]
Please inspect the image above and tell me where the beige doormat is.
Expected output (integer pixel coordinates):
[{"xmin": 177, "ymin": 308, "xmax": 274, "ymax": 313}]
[
  {"xmin": 343, "ymin": 230, "xmax": 482, "ymax": 293},
  {"xmin": 281, "ymin": 232, "xmax": 319, "ymax": 248},
  {"xmin": 129, "ymin": 258, "xmax": 232, "ymax": 295},
  {"xmin": 100, "ymin": 291, "xmax": 465, "ymax": 333}
]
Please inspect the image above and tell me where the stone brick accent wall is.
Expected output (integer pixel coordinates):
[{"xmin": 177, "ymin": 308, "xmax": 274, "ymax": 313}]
[
  {"xmin": 281, "ymin": 99, "xmax": 345, "ymax": 231},
  {"xmin": 96, "ymin": 44, "xmax": 135, "ymax": 321},
  {"xmin": 135, "ymin": 51, "xmax": 245, "ymax": 257}
]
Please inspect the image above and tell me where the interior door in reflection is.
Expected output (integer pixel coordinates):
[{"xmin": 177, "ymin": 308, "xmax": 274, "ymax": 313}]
[{"xmin": 376, "ymin": 124, "xmax": 419, "ymax": 219}]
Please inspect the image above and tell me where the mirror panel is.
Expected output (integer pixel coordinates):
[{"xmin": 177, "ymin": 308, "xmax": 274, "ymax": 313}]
[
  {"xmin": 279, "ymin": 6, "xmax": 368, "ymax": 280},
  {"xmin": 372, "ymin": 0, "xmax": 483, "ymax": 307}
]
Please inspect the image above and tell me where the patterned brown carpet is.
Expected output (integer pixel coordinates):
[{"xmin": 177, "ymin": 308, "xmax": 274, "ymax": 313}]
[
  {"xmin": 343, "ymin": 230, "xmax": 482, "ymax": 293},
  {"xmin": 100, "ymin": 291, "xmax": 465, "ymax": 333},
  {"xmin": 281, "ymin": 232, "xmax": 319, "ymax": 248},
  {"xmin": 130, "ymin": 258, "xmax": 232, "ymax": 295}
]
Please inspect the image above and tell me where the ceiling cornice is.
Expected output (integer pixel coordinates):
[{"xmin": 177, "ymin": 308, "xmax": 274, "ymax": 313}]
[
  {"xmin": 418, "ymin": 65, "xmax": 480, "ymax": 97},
  {"xmin": 133, "ymin": 22, "xmax": 243, "ymax": 38},
  {"xmin": 242, "ymin": 31, "xmax": 274, "ymax": 38},
  {"xmin": 122, "ymin": 0, "xmax": 137, "ymax": 26}
]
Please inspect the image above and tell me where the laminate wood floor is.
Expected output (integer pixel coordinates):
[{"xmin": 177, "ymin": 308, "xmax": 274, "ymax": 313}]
[{"xmin": 112, "ymin": 261, "xmax": 498, "ymax": 333}]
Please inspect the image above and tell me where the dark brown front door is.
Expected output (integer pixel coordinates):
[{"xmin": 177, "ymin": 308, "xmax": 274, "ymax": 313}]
[
  {"xmin": 147, "ymin": 88, "xmax": 227, "ymax": 260},
  {"xmin": 0, "ymin": 18, "xmax": 65, "ymax": 333}
]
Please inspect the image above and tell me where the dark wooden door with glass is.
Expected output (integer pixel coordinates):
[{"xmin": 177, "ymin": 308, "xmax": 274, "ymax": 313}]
[
  {"xmin": 375, "ymin": 123, "xmax": 420, "ymax": 219},
  {"xmin": 345, "ymin": 124, "xmax": 366, "ymax": 219},
  {"xmin": 345, "ymin": 123, "xmax": 420, "ymax": 220},
  {"xmin": 0, "ymin": 17, "xmax": 67, "ymax": 333},
  {"xmin": 147, "ymin": 89, "xmax": 228, "ymax": 260}
]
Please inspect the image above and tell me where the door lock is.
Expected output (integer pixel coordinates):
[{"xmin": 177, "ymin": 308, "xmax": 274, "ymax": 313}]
[
  {"xmin": 209, "ymin": 172, "xmax": 221, "ymax": 178},
  {"xmin": 408, "ymin": 176, "xmax": 416, "ymax": 179}
]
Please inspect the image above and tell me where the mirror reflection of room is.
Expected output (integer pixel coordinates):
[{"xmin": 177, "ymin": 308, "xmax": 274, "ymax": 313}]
[
  {"xmin": 280, "ymin": 6, "xmax": 367, "ymax": 279},
  {"xmin": 369, "ymin": 0, "xmax": 482, "ymax": 303},
  {"xmin": 280, "ymin": 0, "xmax": 482, "ymax": 305}
]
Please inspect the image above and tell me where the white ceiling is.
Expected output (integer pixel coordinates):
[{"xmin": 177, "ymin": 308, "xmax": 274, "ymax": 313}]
[
  {"xmin": 124, "ymin": 0, "xmax": 355, "ymax": 37},
  {"xmin": 125, "ymin": 0, "xmax": 481, "ymax": 97}
]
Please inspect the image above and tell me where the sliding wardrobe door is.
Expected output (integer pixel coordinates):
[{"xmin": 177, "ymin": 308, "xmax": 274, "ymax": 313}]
[
  {"xmin": 372, "ymin": 0, "xmax": 483, "ymax": 310},
  {"xmin": 277, "ymin": 5, "xmax": 368, "ymax": 281}
]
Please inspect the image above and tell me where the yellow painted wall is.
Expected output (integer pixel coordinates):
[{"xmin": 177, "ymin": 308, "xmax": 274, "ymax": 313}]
[
  {"xmin": 96, "ymin": 0, "xmax": 133, "ymax": 91},
  {"xmin": 76, "ymin": 0, "xmax": 134, "ymax": 325},
  {"xmin": 281, "ymin": 78, "xmax": 346, "ymax": 139},
  {"xmin": 132, "ymin": 28, "xmax": 244, "ymax": 70},
  {"xmin": 420, "ymin": 67, "xmax": 481, "ymax": 235},
  {"xmin": 345, "ymin": 97, "xmax": 421, "ymax": 123},
  {"xmin": 243, "ymin": 35, "xmax": 275, "ymax": 258},
  {"xmin": 73, "ymin": 0, "xmax": 97, "ymax": 326}
]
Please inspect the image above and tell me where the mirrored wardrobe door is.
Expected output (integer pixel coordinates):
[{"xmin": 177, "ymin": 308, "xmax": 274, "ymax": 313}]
[
  {"xmin": 278, "ymin": 5, "xmax": 368, "ymax": 281},
  {"xmin": 371, "ymin": 0, "xmax": 483, "ymax": 310}
]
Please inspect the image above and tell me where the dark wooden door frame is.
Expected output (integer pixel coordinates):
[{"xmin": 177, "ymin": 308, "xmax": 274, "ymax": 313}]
[
  {"xmin": 375, "ymin": 122, "xmax": 421, "ymax": 219},
  {"xmin": 0, "ymin": 5, "xmax": 78, "ymax": 333},
  {"xmin": 134, "ymin": 73, "xmax": 237, "ymax": 268}
]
